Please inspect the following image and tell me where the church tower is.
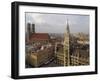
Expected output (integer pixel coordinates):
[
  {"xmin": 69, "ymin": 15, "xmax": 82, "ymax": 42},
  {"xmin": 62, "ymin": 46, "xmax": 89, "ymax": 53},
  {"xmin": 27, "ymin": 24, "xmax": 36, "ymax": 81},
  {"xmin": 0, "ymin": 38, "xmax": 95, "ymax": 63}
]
[
  {"xmin": 26, "ymin": 23, "xmax": 31, "ymax": 42},
  {"xmin": 63, "ymin": 19, "xmax": 70, "ymax": 66},
  {"xmin": 32, "ymin": 24, "xmax": 35, "ymax": 33}
]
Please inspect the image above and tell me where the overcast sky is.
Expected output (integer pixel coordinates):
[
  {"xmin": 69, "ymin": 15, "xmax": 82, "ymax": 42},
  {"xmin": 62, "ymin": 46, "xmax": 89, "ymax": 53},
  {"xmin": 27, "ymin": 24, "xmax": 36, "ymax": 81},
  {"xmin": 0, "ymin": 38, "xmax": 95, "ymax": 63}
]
[{"xmin": 25, "ymin": 12, "xmax": 89, "ymax": 34}]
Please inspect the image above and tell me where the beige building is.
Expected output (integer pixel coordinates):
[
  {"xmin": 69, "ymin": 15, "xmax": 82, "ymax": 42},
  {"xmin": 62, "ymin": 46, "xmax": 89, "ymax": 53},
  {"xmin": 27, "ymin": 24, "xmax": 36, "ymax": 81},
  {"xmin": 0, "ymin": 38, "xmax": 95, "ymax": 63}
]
[{"xmin": 26, "ymin": 46, "xmax": 54, "ymax": 67}]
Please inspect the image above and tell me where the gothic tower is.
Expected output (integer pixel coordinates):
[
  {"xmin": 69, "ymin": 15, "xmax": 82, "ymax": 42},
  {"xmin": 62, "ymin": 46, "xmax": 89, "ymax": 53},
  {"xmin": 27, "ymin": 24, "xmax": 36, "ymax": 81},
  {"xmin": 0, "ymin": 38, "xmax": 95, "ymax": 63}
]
[
  {"xmin": 26, "ymin": 23, "xmax": 35, "ymax": 42},
  {"xmin": 26, "ymin": 23, "xmax": 31, "ymax": 42},
  {"xmin": 32, "ymin": 24, "xmax": 35, "ymax": 33},
  {"xmin": 63, "ymin": 19, "xmax": 70, "ymax": 66}
]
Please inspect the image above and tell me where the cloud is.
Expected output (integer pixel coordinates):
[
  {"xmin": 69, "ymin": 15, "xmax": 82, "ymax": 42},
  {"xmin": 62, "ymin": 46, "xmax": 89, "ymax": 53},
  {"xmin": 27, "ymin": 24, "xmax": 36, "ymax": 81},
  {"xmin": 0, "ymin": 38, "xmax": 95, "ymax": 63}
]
[
  {"xmin": 25, "ymin": 13, "xmax": 89, "ymax": 34},
  {"xmin": 26, "ymin": 13, "xmax": 46, "ymax": 24}
]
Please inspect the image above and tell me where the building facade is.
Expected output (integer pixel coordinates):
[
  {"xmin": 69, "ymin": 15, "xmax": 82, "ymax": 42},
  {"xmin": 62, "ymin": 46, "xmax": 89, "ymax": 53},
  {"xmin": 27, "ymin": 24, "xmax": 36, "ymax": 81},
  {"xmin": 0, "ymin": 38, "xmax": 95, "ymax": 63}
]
[
  {"xmin": 55, "ymin": 20, "xmax": 89, "ymax": 66},
  {"xmin": 26, "ymin": 20, "xmax": 89, "ymax": 67},
  {"xmin": 26, "ymin": 23, "xmax": 54, "ymax": 67}
]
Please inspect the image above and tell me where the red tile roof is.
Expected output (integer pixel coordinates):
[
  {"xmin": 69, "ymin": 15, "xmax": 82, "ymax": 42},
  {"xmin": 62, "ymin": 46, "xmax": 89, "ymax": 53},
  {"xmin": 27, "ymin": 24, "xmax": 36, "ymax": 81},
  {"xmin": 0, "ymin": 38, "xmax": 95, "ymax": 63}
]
[{"xmin": 29, "ymin": 33, "xmax": 50, "ymax": 41}]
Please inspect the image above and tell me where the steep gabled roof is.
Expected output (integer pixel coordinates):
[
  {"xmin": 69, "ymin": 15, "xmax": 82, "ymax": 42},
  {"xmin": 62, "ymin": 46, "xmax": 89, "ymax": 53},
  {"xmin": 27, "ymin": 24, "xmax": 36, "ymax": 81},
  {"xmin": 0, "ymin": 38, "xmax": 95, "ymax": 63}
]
[{"xmin": 30, "ymin": 33, "xmax": 50, "ymax": 41}]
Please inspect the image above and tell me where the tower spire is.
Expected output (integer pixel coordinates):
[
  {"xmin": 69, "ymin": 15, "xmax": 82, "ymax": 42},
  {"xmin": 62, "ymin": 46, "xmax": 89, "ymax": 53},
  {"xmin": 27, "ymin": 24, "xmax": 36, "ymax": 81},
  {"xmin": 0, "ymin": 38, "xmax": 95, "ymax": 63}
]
[
  {"xmin": 66, "ymin": 19, "xmax": 70, "ymax": 33},
  {"xmin": 63, "ymin": 19, "xmax": 70, "ymax": 66}
]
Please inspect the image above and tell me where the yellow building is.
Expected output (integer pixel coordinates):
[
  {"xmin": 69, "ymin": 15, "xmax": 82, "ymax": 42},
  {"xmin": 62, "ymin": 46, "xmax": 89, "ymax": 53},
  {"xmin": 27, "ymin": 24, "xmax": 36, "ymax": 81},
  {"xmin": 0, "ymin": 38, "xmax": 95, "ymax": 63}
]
[{"xmin": 26, "ymin": 47, "xmax": 54, "ymax": 67}]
